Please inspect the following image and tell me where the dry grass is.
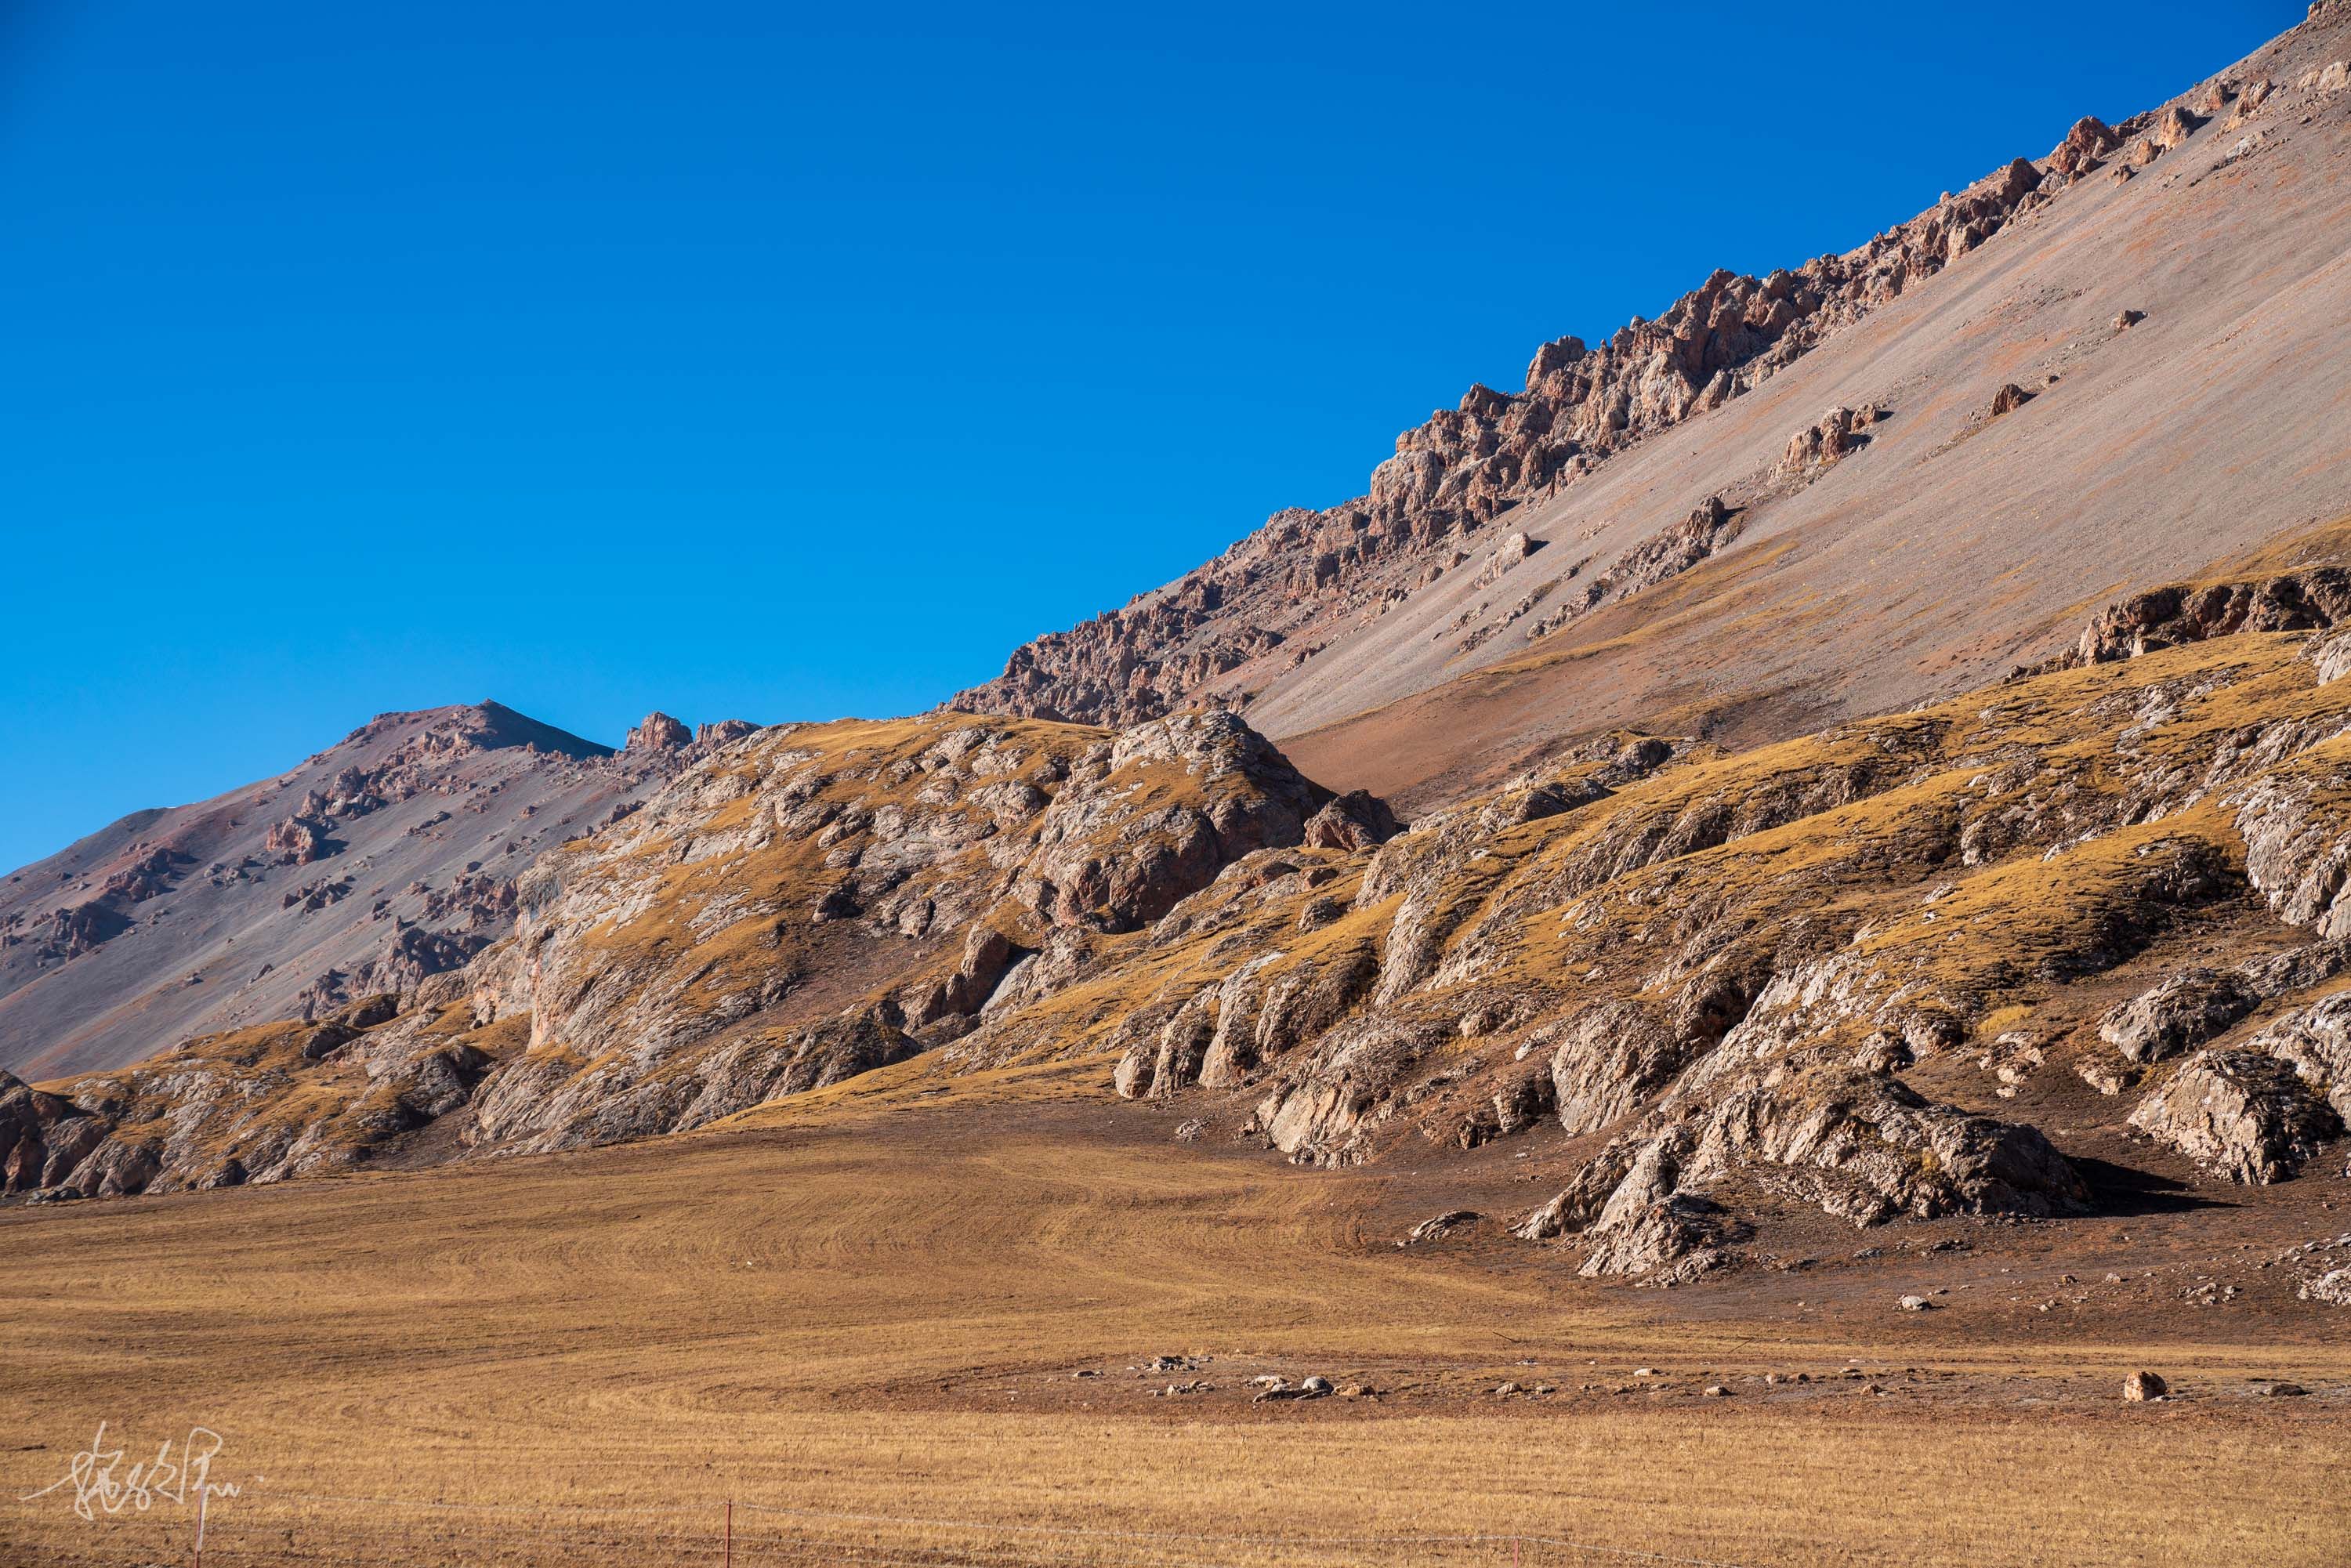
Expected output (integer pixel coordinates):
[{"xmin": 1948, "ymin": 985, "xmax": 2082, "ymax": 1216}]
[{"xmin": 6, "ymin": 1082, "xmax": 2348, "ymax": 1567}]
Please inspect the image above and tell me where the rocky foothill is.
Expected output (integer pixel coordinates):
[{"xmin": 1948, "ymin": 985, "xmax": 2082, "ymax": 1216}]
[{"xmin": 13, "ymin": 582, "xmax": 2351, "ymax": 1298}]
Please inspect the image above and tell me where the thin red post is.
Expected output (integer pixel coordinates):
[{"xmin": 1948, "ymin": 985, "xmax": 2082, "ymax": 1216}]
[{"xmin": 725, "ymin": 1499, "xmax": 733, "ymax": 1567}]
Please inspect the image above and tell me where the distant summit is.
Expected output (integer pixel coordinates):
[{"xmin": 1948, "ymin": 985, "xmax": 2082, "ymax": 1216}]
[{"xmin": 0, "ymin": 700, "xmax": 756, "ymax": 1079}]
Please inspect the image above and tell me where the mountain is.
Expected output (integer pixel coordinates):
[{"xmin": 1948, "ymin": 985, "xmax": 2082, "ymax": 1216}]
[
  {"xmin": 0, "ymin": 701, "xmax": 751, "ymax": 1079},
  {"xmin": 955, "ymin": 12, "xmax": 2351, "ymax": 813},
  {"xmin": 6, "ymin": 7, "xmax": 2351, "ymax": 1291}
]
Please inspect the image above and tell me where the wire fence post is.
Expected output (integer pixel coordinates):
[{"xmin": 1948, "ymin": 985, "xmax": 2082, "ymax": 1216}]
[{"xmin": 193, "ymin": 1486, "xmax": 209, "ymax": 1568}]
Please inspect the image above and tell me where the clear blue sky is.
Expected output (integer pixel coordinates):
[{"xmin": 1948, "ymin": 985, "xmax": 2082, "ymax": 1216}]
[{"xmin": 1, "ymin": 0, "xmax": 2293, "ymax": 869}]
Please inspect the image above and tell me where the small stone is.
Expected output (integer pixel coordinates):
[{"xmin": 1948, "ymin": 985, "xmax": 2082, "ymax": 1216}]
[
  {"xmin": 1898, "ymin": 1295, "xmax": 1934, "ymax": 1312},
  {"xmin": 1704, "ymin": 1385, "xmax": 1731, "ymax": 1398}
]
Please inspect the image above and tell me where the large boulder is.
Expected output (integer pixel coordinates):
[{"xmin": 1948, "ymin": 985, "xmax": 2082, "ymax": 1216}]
[
  {"xmin": 2099, "ymin": 969, "xmax": 2257, "ymax": 1063},
  {"xmin": 1302, "ymin": 791, "xmax": 1401, "ymax": 851},
  {"xmin": 2129, "ymin": 1048, "xmax": 2343, "ymax": 1182},
  {"xmin": 625, "ymin": 712, "xmax": 692, "ymax": 752}
]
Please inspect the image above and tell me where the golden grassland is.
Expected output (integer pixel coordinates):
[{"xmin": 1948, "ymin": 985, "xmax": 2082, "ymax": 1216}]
[{"xmin": 7, "ymin": 1064, "xmax": 2349, "ymax": 1567}]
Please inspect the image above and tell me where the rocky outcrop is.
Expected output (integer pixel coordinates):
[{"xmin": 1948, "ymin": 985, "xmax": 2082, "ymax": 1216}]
[
  {"xmin": 1302, "ymin": 791, "xmax": 1402, "ymax": 851},
  {"xmin": 2045, "ymin": 115, "xmax": 2123, "ymax": 183},
  {"xmin": 2101, "ymin": 969, "xmax": 2260, "ymax": 1064},
  {"xmin": 1773, "ymin": 404, "xmax": 1882, "ymax": 484},
  {"xmin": 264, "ymin": 815, "xmax": 336, "ymax": 866},
  {"xmin": 2073, "ymin": 570, "xmax": 2351, "ymax": 667},
  {"xmin": 626, "ymin": 712, "xmax": 693, "ymax": 752},
  {"xmin": 2099, "ymin": 944, "xmax": 2351, "ymax": 1065},
  {"xmin": 2130, "ymin": 1048, "xmax": 2343, "ymax": 1182},
  {"xmin": 0, "ymin": 1070, "xmax": 110, "ymax": 1195}
]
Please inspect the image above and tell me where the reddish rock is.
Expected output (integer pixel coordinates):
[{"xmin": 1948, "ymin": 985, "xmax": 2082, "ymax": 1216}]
[
  {"xmin": 625, "ymin": 712, "xmax": 692, "ymax": 752},
  {"xmin": 1302, "ymin": 791, "xmax": 1403, "ymax": 851},
  {"xmin": 264, "ymin": 816, "xmax": 334, "ymax": 866},
  {"xmin": 2045, "ymin": 115, "xmax": 2121, "ymax": 180}
]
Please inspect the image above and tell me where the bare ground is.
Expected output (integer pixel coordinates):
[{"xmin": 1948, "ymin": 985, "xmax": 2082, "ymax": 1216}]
[{"xmin": 6, "ymin": 1057, "xmax": 2349, "ymax": 1567}]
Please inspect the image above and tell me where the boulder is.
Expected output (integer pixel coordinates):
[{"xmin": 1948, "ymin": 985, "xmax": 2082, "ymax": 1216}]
[
  {"xmin": 2098, "ymin": 969, "xmax": 2256, "ymax": 1063},
  {"xmin": 1400, "ymin": 1209, "xmax": 1480, "ymax": 1245},
  {"xmin": 1990, "ymin": 383, "xmax": 2037, "ymax": 418},
  {"xmin": 2122, "ymin": 1371, "xmax": 2169, "ymax": 1402},
  {"xmin": 625, "ymin": 712, "xmax": 692, "ymax": 752},
  {"xmin": 2128, "ymin": 1048, "xmax": 2343, "ymax": 1182},
  {"xmin": 1302, "ymin": 790, "xmax": 1402, "ymax": 851}
]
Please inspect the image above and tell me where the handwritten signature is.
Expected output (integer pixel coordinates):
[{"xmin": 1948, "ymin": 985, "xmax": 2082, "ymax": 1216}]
[{"xmin": 20, "ymin": 1422, "xmax": 245, "ymax": 1522}]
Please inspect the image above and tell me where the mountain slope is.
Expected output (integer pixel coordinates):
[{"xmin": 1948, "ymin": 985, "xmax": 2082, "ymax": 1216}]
[
  {"xmin": 0, "ymin": 701, "xmax": 748, "ymax": 1078},
  {"xmin": 957, "ymin": 10, "xmax": 2351, "ymax": 813}
]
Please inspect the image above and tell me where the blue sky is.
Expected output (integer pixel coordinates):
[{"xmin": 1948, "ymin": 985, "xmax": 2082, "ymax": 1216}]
[{"xmin": 0, "ymin": 0, "xmax": 2294, "ymax": 869}]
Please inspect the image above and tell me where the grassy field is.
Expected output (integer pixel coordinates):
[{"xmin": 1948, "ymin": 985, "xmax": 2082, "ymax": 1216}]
[{"xmin": 6, "ymin": 1062, "xmax": 2349, "ymax": 1567}]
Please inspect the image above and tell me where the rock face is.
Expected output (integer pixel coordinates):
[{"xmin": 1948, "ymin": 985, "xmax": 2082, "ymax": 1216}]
[
  {"xmin": 626, "ymin": 712, "xmax": 693, "ymax": 752},
  {"xmin": 2129, "ymin": 1049, "xmax": 2343, "ymax": 1183},
  {"xmin": 2069, "ymin": 570, "xmax": 2351, "ymax": 668}
]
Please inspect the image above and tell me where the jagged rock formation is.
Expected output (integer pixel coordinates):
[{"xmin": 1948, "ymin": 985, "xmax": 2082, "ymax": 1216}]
[{"xmin": 0, "ymin": 701, "xmax": 754, "ymax": 1079}]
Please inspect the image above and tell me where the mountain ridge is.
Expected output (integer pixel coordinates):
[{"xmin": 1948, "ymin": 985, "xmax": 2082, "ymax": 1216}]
[{"xmin": 955, "ymin": 10, "xmax": 2351, "ymax": 815}]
